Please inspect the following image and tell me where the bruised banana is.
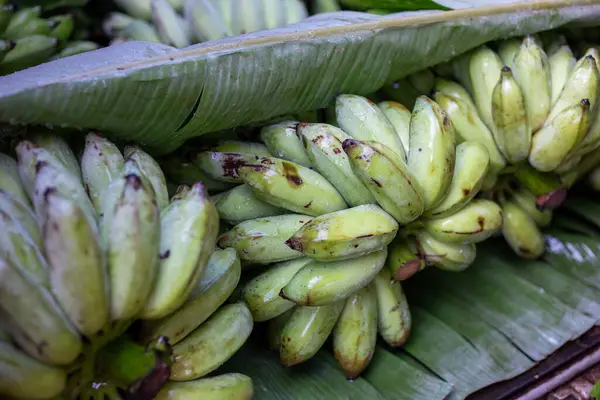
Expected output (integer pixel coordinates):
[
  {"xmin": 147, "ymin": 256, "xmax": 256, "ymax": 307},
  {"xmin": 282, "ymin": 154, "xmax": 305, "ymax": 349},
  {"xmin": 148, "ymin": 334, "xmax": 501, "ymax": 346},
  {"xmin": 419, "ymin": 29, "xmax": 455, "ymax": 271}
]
[
  {"xmin": 214, "ymin": 184, "xmax": 285, "ymax": 224},
  {"xmin": 218, "ymin": 214, "xmax": 311, "ymax": 264},
  {"xmin": 373, "ymin": 268, "xmax": 411, "ymax": 347},
  {"xmin": 155, "ymin": 373, "xmax": 253, "ymax": 400},
  {"xmin": 194, "ymin": 151, "xmax": 260, "ymax": 184},
  {"xmin": 333, "ymin": 284, "xmax": 377, "ymax": 379},
  {"xmin": 509, "ymin": 187, "xmax": 553, "ymax": 227},
  {"xmin": 415, "ymin": 230, "xmax": 477, "ymax": 272},
  {"xmin": 124, "ymin": 144, "xmax": 169, "ymax": 211},
  {"xmin": 141, "ymin": 183, "xmax": 219, "ymax": 320},
  {"xmin": 285, "ymin": 204, "xmax": 397, "ymax": 261},
  {"xmin": 501, "ymin": 200, "xmax": 545, "ymax": 259},
  {"xmin": 386, "ymin": 236, "xmax": 424, "ymax": 281},
  {"xmin": 468, "ymin": 45, "xmax": 504, "ymax": 131},
  {"xmin": 28, "ymin": 132, "xmax": 82, "ymax": 183},
  {"xmin": 0, "ymin": 152, "xmax": 29, "ymax": 205},
  {"xmin": 280, "ymin": 248, "xmax": 387, "ymax": 306},
  {"xmin": 260, "ymin": 121, "xmax": 313, "ymax": 168},
  {"xmin": 378, "ymin": 100, "xmax": 411, "ymax": 154}
]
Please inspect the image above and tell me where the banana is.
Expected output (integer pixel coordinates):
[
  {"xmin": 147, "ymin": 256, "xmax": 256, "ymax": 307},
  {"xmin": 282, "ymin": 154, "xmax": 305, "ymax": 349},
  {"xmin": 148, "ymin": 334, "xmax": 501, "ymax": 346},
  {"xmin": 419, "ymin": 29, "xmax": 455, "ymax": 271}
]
[
  {"xmin": 561, "ymin": 149, "xmax": 600, "ymax": 188},
  {"xmin": 380, "ymin": 79, "xmax": 421, "ymax": 110},
  {"xmin": 497, "ymin": 38, "xmax": 521, "ymax": 65},
  {"xmin": 0, "ymin": 5, "xmax": 13, "ymax": 35},
  {"xmin": 284, "ymin": 204, "xmax": 398, "ymax": 262},
  {"xmin": 267, "ymin": 307, "xmax": 294, "ymax": 351},
  {"xmin": 3, "ymin": 6, "xmax": 40, "ymax": 34},
  {"xmin": 121, "ymin": 19, "xmax": 162, "ymax": 42},
  {"xmin": 0, "ymin": 189, "xmax": 39, "ymax": 247},
  {"xmin": 2, "ymin": 17, "xmax": 51, "ymax": 40},
  {"xmin": 378, "ymin": 101, "xmax": 411, "ymax": 155},
  {"xmin": 230, "ymin": 0, "xmax": 264, "ymax": 37},
  {"xmin": 214, "ymin": 184, "xmax": 286, "ymax": 224},
  {"xmin": 280, "ymin": 248, "xmax": 387, "ymax": 306},
  {"xmin": 0, "ymin": 152, "xmax": 29, "ymax": 205},
  {"xmin": 151, "ymin": 0, "xmax": 191, "ymax": 48},
  {"xmin": 313, "ymin": 0, "xmax": 342, "ymax": 13},
  {"xmin": 468, "ymin": 45, "xmax": 504, "ymax": 130},
  {"xmin": 372, "ymin": 268, "xmax": 411, "ymax": 347},
  {"xmin": 81, "ymin": 132, "xmax": 125, "ymax": 214},
  {"xmin": 424, "ymin": 141, "xmax": 490, "ymax": 219},
  {"xmin": 501, "ymin": 200, "xmax": 545, "ymax": 259},
  {"xmin": 0, "ymin": 39, "xmax": 15, "ymax": 61},
  {"xmin": 415, "ymin": 230, "xmax": 477, "ymax": 271},
  {"xmin": 102, "ymin": 12, "xmax": 135, "ymax": 36},
  {"xmin": 49, "ymin": 41, "xmax": 100, "ymax": 60},
  {"xmin": 170, "ymin": 302, "xmax": 253, "ymax": 381},
  {"xmin": 160, "ymin": 155, "xmax": 235, "ymax": 193},
  {"xmin": 335, "ymin": 94, "xmax": 407, "ymax": 162},
  {"xmin": 0, "ymin": 340, "xmax": 66, "ymax": 399},
  {"xmin": 124, "ymin": 144, "xmax": 169, "ymax": 210},
  {"xmin": 29, "ymin": 132, "xmax": 82, "ymax": 183},
  {"xmin": 184, "ymin": 0, "xmax": 232, "ymax": 43},
  {"xmin": 218, "ymin": 214, "xmax": 310, "ymax": 264},
  {"xmin": 509, "ymin": 187, "xmax": 552, "ymax": 227},
  {"xmin": 260, "ymin": 121, "xmax": 313, "ymax": 168},
  {"xmin": 451, "ymin": 51, "xmax": 473, "ymax": 94},
  {"xmin": 155, "ymin": 373, "xmax": 254, "ymax": 400},
  {"xmin": 0, "ymin": 35, "xmax": 59, "ymax": 75},
  {"xmin": 333, "ymin": 284, "xmax": 377, "ymax": 379},
  {"xmin": 212, "ymin": 140, "xmax": 271, "ymax": 157},
  {"xmin": 242, "ymin": 257, "xmax": 311, "ymax": 322},
  {"xmin": 421, "ymin": 199, "xmax": 503, "ymax": 244},
  {"xmin": 141, "ymin": 182, "xmax": 219, "ymax": 320},
  {"xmin": 279, "ymin": 302, "xmax": 344, "ymax": 367},
  {"xmin": 407, "ymin": 68, "xmax": 435, "ymax": 95},
  {"xmin": 114, "ymin": 0, "xmax": 152, "ymax": 20},
  {"xmin": 237, "ymin": 156, "xmax": 347, "ymax": 216},
  {"xmin": 284, "ymin": 0, "xmax": 309, "ymax": 24},
  {"xmin": 343, "ymin": 139, "xmax": 424, "ymax": 223},
  {"xmin": 47, "ymin": 14, "xmax": 75, "ymax": 41},
  {"xmin": 529, "ymin": 99, "xmax": 591, "ymax": 172},
  {"xmin": 511, "ymin": 35, "xmax": 551, "ymax": 131},
  {"xmin": 142, "ymin": 248, "xmax": 241, "ymax": 345},
  {"xmin": 491, "ymin": 67, "xmax": 531, "ymax": 164},
  {"xmin": 407, "ymin": 95, "xmax": 456, "ymax": 210},
  {"xmin": 548, "ymin": 44, "xmax": 577, "ymax": 104},
  {"xmin": 297, "ymin": 123, "xmax": 375, "ymax": 207},
  {"xmin": 386, "ymin": 236, "xmax": 424, "ymax": 281},
  {"xmin": 195, "ymin": 151, "xmax": 262, "ymax": 183},
  {"xmin": 0, "ymin": 258, "xmax": 82, "ymax": 365}
]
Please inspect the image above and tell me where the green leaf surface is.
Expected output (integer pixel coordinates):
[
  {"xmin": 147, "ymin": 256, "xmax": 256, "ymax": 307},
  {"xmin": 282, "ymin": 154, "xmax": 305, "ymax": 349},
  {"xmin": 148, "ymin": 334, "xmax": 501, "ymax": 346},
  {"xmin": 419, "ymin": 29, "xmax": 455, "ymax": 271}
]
[
  {"xmin": 564, "ymin": 196, "xmax": 600, "ymax": 229},
  {"xmin": 1, "ymin": 1, "xmax": 599, "ymax": 154},
  {"xmin": 544, "ymin": 231, "xmax": 600, "ymax": 290}
]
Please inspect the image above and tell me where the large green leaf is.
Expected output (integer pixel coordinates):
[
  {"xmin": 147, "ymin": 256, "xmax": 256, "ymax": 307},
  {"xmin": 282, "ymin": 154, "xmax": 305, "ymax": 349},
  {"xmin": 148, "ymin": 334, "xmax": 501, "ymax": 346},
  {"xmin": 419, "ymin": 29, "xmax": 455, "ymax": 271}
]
[{"xmin": 1, "ymin": 1, "xmax": 599, "ymax": 154}]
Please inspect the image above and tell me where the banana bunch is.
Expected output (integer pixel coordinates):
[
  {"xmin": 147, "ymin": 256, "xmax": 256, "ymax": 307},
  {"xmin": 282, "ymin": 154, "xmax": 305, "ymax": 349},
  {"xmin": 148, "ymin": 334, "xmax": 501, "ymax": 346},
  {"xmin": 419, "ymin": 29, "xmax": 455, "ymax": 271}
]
[
  {"xmin": 104, "ymin": 0, "xmax": 309, "ymax": 47},
  {"xmin": 0, "ymin": 3, "xmax": 99, "ymax": 75},
  {"xmin": 0, "ymin": 131, "xmax": 253, "ymax": 399}
]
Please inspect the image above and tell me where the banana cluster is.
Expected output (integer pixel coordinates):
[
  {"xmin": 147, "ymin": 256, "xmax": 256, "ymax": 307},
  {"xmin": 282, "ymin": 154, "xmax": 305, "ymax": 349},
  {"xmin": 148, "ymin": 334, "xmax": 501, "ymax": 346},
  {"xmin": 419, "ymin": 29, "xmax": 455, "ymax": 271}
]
[
  {"xmin": 0, "ymin": 132, "xmax": 253, "ymax": 399},
  {"xmin": 0, "ymin": 2, "xmax": 99, "ymax": 76},
  {"xmin": 104, "ymin": 0, "xmax": 309, "ymax": 47}
]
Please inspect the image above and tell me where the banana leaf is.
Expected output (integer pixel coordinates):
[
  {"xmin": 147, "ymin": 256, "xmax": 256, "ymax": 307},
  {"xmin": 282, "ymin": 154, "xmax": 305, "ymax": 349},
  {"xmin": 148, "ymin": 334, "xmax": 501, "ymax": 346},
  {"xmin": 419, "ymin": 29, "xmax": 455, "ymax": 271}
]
[{"xmin": 1, "ymin": 1, "xmax": 600, "ymax": 154}]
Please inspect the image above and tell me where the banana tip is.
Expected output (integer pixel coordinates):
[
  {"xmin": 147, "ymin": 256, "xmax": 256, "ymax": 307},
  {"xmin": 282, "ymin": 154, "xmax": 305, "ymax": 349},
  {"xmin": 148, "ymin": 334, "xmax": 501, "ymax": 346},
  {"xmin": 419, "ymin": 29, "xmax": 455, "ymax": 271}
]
[
  {"xmin": 341, "ymin": 139, "xmax": 359, "ymax": 150},
  {"xmin": 284, "ymin": 237, "xmax": 303, "ymax": 252},
  {"xmin": 535, "ymin": 188, "xmax": 567, "ymax": 211}
]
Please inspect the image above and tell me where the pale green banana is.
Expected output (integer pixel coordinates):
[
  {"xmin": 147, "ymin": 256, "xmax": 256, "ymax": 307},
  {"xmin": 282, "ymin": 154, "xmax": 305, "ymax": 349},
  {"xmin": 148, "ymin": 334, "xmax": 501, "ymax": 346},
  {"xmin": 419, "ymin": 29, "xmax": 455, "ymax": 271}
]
[
  {"xmin": 284, "ymin": 204, "xmax": 397, "ymax": 262},
  {"xmin": 195, "ymin": 151, "xmax": 261, "ymax": 183},
  {"xmin": 343, "ymin": 139, "xmax": 424, "ymax": 223},
  {"xmin": 415, "ymin": 230, "xmax": 477, "ymax": 271},
  {"xmin": 425, "ymin": 141, "xmax": 490, "ymax": 219},
  {"xmin": 160, "ymin": 155, "xmax": 235, "ymax": 193},
  {"xmin": 50, "ymin": 40, "xmax": 100, "ymax": 60},
  {"xmin": 333, "ymin": 284, "xmax": 377, "ymax": 379},
  {"xmin": 230, "ymin": 0, "xmax": 264, "ymax": 37},
  {"xmin": 336, "ymin": 94, "xmax": 407, "ymax": 162},
  {"xmin": 548, "ymin": 44, "xmax": 577, "ymax": 104},
  {"xmin": 121, "ymin": 19, "xmax": 162, "ymax": 42},
  {"xmin": 386, "ymin": 236, "xmax": 424, "ymax": 281},
  {"xmin": 29, "ymin": 132, "xmax": 82, "ymax": 183},
  {"xmin": 378, "ymin": 101, "xmax": 411, "ymax": 155},
  {"xmin": 151, "ymin": 0, "xmax": 191, "ymax": 48},
  {"xmin": 279, "ymin": 302, "xmax": 344, "ymax": 367},
  {"xmin": 218, "ymin": 214, "xmax": 310, "ymax": 264},
  {"xmin": 184, "ymin": 0, "xmax": 232, "ymax": 43},
  {"xmin": 501, "ymin": 200, "xmax": 545, "ymax": 259},
  {"xmin": 155, "ymin": 373, "xmax": 254, "ymax": 400},
  {"xmin": 510, "ymin": 187, "xmax": 552, "ymax": 227},
  {"xmin": 0, "ymin": 35, "xmax": 58, "ymax": 75},
  {"xmin": 0, "ymin": 152, "xmax": 28, "ymax": 205},
  {"xmin": 407, "ymin": 95, "xmax": 456, "ymax": 210},
  {"xmin": 407, "ymin": 68, "xmax": 435, "ymax": 95},
  {"xmin": 434, "ymin": 77, "xmax": 477, "ymax": 108},
  {"xmin": 141, "ymin": 183, "xmax": 219, "ymax": 320},
  {"xmin": 262, "ymin": 0, "xmax": 287, "ymax": 31},
  {"xmin": 280, "ymin": 248, "xmax": 387, "ymax": 306},
  {"xmin": 260, "ymin": 121, "xmax": 313, "ymax": 168},
  {"xmin": 313, "ymin": 0, "xmax": 342, "ymax": 13},
  {"xmin": 297, "ymin": 123, "xmax": 375, "ymax": 207},
  {"xmin": 170, "ymin": 302, "xmax": 253, "ymax": 381},
  {"xmin": 102, "ymin": 12, "xmax": 135, "ymax": 36},
  {"xmin": 211, "ymin": 140, "xmax": 271, "ymax": 157},
  {"xmin": 0, "ymin": 190, "xmax": 40, "ymax": 248},
  {"xmin": 237, "ymin": 156, "xmax": 347, "ymax": 216},
  {"xmin": 267, "ymin": 307, "xmax": 294, "ymax": 351},
  {"xmin": 373, "ymin": 268, "xmax": 411, "ymax": 347},
  {"xmin": 497, "ymin": 38, "xmax": 521, "ymax": 65},
  {"xmin": 451, "ymin": 51, "xmax": 473, "ymax": 94},
  {"xmin": 114, "ymin": 0, "xmax": 152, "ymax": 19},
  {"xmin": 214, "ymin": 184, "xmax": 286, "ymax": 224},
  {"xmin": 468, "ymin": 45, "xmax": 504, "ymax": 130},
  {"xmin": 242, "ymin": 257, "xmax": 311, "ymax": 322},
  {"xmin": 124, "ymin": 144, "xmax": 169, "ymax": 210}
]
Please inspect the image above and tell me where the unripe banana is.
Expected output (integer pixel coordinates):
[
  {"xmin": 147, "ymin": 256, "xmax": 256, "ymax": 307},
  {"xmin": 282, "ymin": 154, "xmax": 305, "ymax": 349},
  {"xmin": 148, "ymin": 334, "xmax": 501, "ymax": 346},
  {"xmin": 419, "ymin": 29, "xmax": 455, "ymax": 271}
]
[
  {"xmin": 279, "ymin": 302, "xmax": 344, "ymax": 367},
  {"xmin": 501, "ymin": 200, "xmax": 545, "ymax": 259},
  {"xmin": 434, "ymin": 77, "xmax": 477, "ymax": 108},
  {"xmin": 214, "ymin": 184, "xmax": 285, "ymax": 224},
  {"xmin": 184, "ymin": 0, "xmax": 232, "ymax": 43},
  {"xmin": 297, "ymin": 123, "xmax": 375, "ymax": 207},
  {"xmin": 49, "ymin": 41, "xmax": 100, "ymax": 60},
  {"xmin": 151, "ymin": 0, "xmax": 191, "ymax": 48},
  {"xmin": 155, "ymin": 373, "xmax": 254, "ymax": 400},
  {"xmin": 0, "ymin": 258, "xmax": 82, "ymax": 365},
  {"xmin": 0, "ymin": 152, "xmax": 28, "ymax": 205},
  {"xmin": 0, "ymin": 190, "xmax": 39, "ymax": 247},
  {"xmin": 238, "ymin": 156, "xmax": 347, "ymax": 216},
  {"xmin": 2, "ymin": 17, "xmax": 51, "ymax": 40},
  {"xmin": 380, "ymin": 79, "xmax": 421, "ymax": 111},
  {"xmin": 407, "ymin": 95, "xmax": 456, "ymax": 210},
  {"xmin": 0, "ymin": 340, "xmax": 66, "ymax": 399},
  {"xmin": 313, "ymin": 0, "xmax": 342, "ymax": 13},
  {"xmin": 425, "ymin": 141, "xmax": 490, "ymax": 219},
  {"xmin": 335, "ymin": 94, "xmax": 406, "ymax": 162},
  {"xmin": 407, "ymin": 68, "xmax": 435, "ymax": 95},
  {"xmin": 378, "ymin": 101, "xmax": 411, "ymax": 155},
  {"xmin": 124, "ymin": 144, "xmax": 169, "ymax": 210},
  {"xmin": 509, "ymin": 187, "xmax": 552, "ymax": 227},
  {"xmin": 170, "ymin": 302, "xmax": 253, "ymax": 381},
  {"xmin": 195, "ymin": 152, "xmax": 265, "ymax": 183},
  {"xmin": 333, "ymin": 284, "xmax": 377, "ymax": 379},
  {"xmin": 561, "ymin": 149, "xmax": 600, "ymax": 188},
  {"xmin": 491, "ymin": 67, "xmax": 531, "ymax": 164},
  {"xmin": 260, "ymin": 121, "xmax": 313, "ymax": 168},
  {"xmin": 142, "ymin": 248, "xmax": 241, "ymax": 345},
  {"xmin": 280, "ymin": 248, "xmax": 387, "ymax": 306},
  {"xmin": 121, "ymin": 19, "xmax": 162, "ymax": 42},
  {"xmin": 267, "ymin": 307, "xmax": 294, "ymax": 351},
  {"xmin": 212, "ymin": 140, "xmax": 272, "ymax": 157},
  {"xmin": 497, "ymin": 38, "xmax": 521, "ymax": 65},
  {"xmin": 0, "ymin": 5, "xmax": 13, "ymax": 35},
  {"xmin": 548, "ymin": 44, "xmax": 577, "ymax": 104},
  {"xmin": 529, "ymin": 99, "xmax": 591, "ymax": 172},
  {"xmin": 102, "ymin": 11, "xmax": 135, "ymax": 36},
  {"xmin": 114, "ymin": 0, "xmax": 152, "ymax": 19},
  {"xmin": 0, "ymin": 39, "xmax": 15, "ymax": 62},
  {"xmin": 284, "ymin": 204, "xmax": 397, "ymax": 262},
  {"xmin": 468, "ymin": 45, "xmax": 504, "ymax": 130},
  {"xmin": 5, "ymin": 6, "xmax": 40, "ymax": 29},
  {"xmin": 282, "ymin": 0, "xmax": 308, "ymax": 25},
  {"xmin": 386, "ymin": 236, "xmax": 424, "ymax": 281},
  {"xmin": 373, "ymin": 268, "xmax": 411, "ymax": 347},
  {"xmin": 218, "ymin": 214, "xmax": 310, "ymax": 264},
  {"xmin": 141, "ymin": 183, "xmax": 219, "ymax": 320},
  {"xmin": 29, "ymin": 132, "xmax": 82, "ymax": 183},
  {"xmin": 47, "ymin": 14, "xmax": 75, "ymax": 41},
  {"xmin": 415, "ymin": 230, "xmax": 477, "ymax": 272},
  {"xmin": 343, "ymin": 139, "xmax": 423, "ymax": 223},
  {"xmin": 0, "ymin": 35, "xmax": 59, "ymax": 75},
  {"xmin": 160, "ymin": 155, "xmax": 235, "ymax": 193},
  {"xmin": 451, "ymin": 51, "xmax": 473, "ymax": 94},
  {"xmin": 242, "ymin": 257, "xmax": 311, "ymax": 322}
]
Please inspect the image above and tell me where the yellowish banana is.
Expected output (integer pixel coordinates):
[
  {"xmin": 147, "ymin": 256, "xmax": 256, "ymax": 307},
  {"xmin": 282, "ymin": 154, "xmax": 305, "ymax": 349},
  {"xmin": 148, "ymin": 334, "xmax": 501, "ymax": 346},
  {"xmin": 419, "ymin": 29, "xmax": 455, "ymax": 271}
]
[{"xmin": 373, "ymin": 268, "xmax": 411, "ymax": 347}]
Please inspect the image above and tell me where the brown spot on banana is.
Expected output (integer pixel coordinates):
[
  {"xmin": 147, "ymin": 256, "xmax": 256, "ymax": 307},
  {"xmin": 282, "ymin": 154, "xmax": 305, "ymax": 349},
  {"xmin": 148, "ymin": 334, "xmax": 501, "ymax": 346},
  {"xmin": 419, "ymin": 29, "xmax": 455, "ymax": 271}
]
[{"xmin": 282, "ymin": 162, "xmax": 303, "ymax": 186}]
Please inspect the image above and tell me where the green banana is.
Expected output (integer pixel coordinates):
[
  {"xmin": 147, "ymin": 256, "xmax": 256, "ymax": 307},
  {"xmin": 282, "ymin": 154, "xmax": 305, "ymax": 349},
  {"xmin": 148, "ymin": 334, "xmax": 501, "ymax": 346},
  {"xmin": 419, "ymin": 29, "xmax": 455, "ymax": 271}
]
[
  {"xmin": 214, "ymin": 184, "xmax": 286, "ymax": 224},
  {"xmin": 386, "ymin": 236, "xmax": 424, "ymax": 281},
  {"xmin": 184, "ymin": 0, "xmax": 232, "ymax": 43},
  {"xmin": 333, "ymin": 284, "xmax": 377, "ymax": 379},
  {"xmin": 242, "ymin": 257, "xmax": 311, "ymax": 322},
  {"xmin": 141, "ymin": 182, "xmax": 219, "ymax": 320},
  {"xmin": 124, "ymin": 144, "xmax": 169, "ymax": 210},
  {"xmin": 497, "ymin": 38, "xmax": 521, "ymax": 65},
  {"xmin": 407, "ymin": 95, "xmax": 456, "ymax": 210},
  {"xmin": 0, "ymin": 152, "xmax": 29, "ymax": 205},
  {"xmin": 509, "ymin": 187, "xmax": 553, "ymax": 227},
  {"xmin": 47, "ymin": 14, "xmax": 75, "ymax": 41},
  {"xmin": 491, "ymin": 67, "xmax": 531, "ymax": 164},
  {"xmin": 29, "ymin": 131, "xmax": 82, "ymax": 183},
  {"xmin": 415, "ymin": 230, "xmax": 477, "ymax": 271},
  {"xmin": 0, "ymin": 5, "xmax": 13, "ymax": 35},
  {"xmin": 280, "ymin": 248, "xmax": 387, "ymax": 306},
  {"xmin": 160, "ymin": 155, "xmax": 235, "ymax": 193},
  {"xmin": 155, "ymin": 373, "xmax": 254, "ymax": 400},
  {"xmin": 170, "ymin": 302, "xmax": 253, "ymax": 381},
  {"xmin": 0, "ymin": 35, "xmax": 59, "ymax": 75},
  {"xmin": 0, "ymin": 189, "xmax": 39, "ymax": 247},
  {"xmin": 407, "ymin": 68, "xmax": 435, "ymax": 95},
  {"xmin": 284, "ymin": 204, "xmax": 398, "ymax": 261},
  {"xmin": 424, "ymin": 141, "xmax": 490, "ymax": 219},
  {"xmin": 336, "ymin": 94, "xmax": 407, "ymax": 162},
  {"xmin": 141, "ymin": 248, "xmax": 241, "ymax": 345},
  {"xmin": 102, "ymin": 12, "xmax": 136, "ymax": 36},
  {"xmin": 468, "ymin": 45, "xmax": 504, "ymax": 130},
  {"xmin": 121, "ymin": 19, "xmax": 162, "ymax": 42},
  {"xmin": 313, "ymin": 0, "xmax": 342, "ymax": 13},
  {"xmin": 267, "ymin": 307, "xmax": 294, "ymax": 351},
  {"xmin": 343, "ymin": 139, "xmax": 424, "ymax": 223},
  {"xmin": 2, "ymin": 17, "xmax": 51, "ymax": 40},
  {"xmin": 195, "ymin": 151, "xmax": 261, "ymax": 183},
  {"xmin": 49, "ymin": 41, "xmax": 100, "ymax": 60},
  {"xmin": 3, "ymin": 6, "xmax": 40, "ymax": 34},
  {"xmin": 211, "ymin": 140, "xmax": 272, "ymax": 157},
  {"xmin": 0, "ymin": 39, "xmax": 15, "ymax": 61},
  {"xmin": 218, "ymin": 214, "xmax": 311, "ymax": 264},
  {"xmin": 260, "ymin": 121, "xmax": 313, "ymax": 168},
  {"xmin": 297, "ymin": 122, "xmax": 376, "ymax": 207},
  {"xmin": 501, "ymin": 200, "xmax": 545, "ymax": 259},
  {"xmin": 151, "ymin": 0, "xmax": 191, "ymax": 48},
  {"xmin": 114, "ymin": 0, "xmax": 152, "ymax": 20},
  {"xmin": 0, "ymin": 340, "xmax": 66, "ymax": 399},
  {"xmin": 373, "ymin": 268, "xmax": 411, "ymax": 347},
  {"xmin": 230, "ymin": 0, "xmax": 264, "ymax": 37},
  {"xmin": 548, "ymin": 44, "xmax": 577, "ymax": 104},
  {"xmin": 380, "ymin": 79, "xmax": 421, "ymax": 110},
  {"xmin": 279, "ymin": 302, "xmax": 344, "ymax": 367},
  {"xmin": 378, "ymin": 100, "xmax": 411, "ymax": 155},
  {"xmin": 283, "ymin": 0, "xmax": 309, "ymax": 24}
]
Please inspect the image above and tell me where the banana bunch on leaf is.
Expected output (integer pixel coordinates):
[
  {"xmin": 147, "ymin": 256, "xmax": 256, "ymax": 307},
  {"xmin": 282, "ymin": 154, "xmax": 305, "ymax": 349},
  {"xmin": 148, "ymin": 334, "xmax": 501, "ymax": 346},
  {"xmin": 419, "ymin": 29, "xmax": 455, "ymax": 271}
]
[{"xmin": 0, "ymin": 131, "xmax": 253, "ymax": 399}]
